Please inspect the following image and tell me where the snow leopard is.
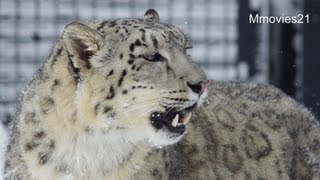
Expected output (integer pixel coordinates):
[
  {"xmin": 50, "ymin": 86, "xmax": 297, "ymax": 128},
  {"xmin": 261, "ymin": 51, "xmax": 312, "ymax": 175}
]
[{"xmin": 4, "ymin": 9, "xmax": 320, "ymax": 179}]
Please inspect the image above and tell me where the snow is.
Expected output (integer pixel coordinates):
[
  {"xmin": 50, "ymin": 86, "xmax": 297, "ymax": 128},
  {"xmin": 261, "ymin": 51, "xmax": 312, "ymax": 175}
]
[{"xmin": 0, "ymin": 123, "xmax": 9, "ymax": 180}]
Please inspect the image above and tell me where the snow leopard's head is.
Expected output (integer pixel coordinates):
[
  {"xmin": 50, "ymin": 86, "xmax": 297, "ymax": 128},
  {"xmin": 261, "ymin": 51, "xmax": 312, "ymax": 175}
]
[{"xmin": 63, "ymin": 9, "xmax": 208, "ymax": 146}]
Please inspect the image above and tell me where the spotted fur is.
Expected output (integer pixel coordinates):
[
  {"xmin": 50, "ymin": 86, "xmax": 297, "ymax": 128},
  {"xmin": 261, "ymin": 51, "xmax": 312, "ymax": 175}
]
[
  {"xmin": 4, "ymin": 9, "xmax": 206, "ymax": 179},
  {"xmin": 4, "ymin": 9, "xmax": 320, "ymax": 180}
]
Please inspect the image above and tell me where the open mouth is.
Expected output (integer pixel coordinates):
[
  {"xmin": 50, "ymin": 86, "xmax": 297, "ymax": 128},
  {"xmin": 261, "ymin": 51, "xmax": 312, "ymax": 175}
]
[{"xmin": 150, "ymin": 103, "xmax": 197, "ymax": 134}]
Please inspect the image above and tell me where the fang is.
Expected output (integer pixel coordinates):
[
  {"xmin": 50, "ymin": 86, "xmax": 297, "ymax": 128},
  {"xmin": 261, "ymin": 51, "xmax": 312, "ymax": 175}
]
[{"xmin": 172, "ymin": 114, "xmax": 179, "ymax": 127}]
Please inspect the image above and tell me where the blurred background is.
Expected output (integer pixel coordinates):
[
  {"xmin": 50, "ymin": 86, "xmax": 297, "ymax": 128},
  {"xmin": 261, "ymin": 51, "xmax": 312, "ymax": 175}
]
[{"xmin": 0, "ymin": 0, "xmax": 319, "ymax": 126}]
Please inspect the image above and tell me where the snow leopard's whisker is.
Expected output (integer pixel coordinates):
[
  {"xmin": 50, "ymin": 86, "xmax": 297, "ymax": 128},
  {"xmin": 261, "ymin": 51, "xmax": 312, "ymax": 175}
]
[
  {"xmin": 125, "ymin": 102, "xmax": 160, "ymax": 113},
  {"xmin": 160, "ymin": 106, "xmax": 175, "ymax": 119}
]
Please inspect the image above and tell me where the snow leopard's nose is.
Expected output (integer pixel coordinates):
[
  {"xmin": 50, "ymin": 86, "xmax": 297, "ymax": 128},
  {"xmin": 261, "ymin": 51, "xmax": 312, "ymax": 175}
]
[{"xmin": 187, "ymin": 80, "xmax": 209, "ymax": 95}]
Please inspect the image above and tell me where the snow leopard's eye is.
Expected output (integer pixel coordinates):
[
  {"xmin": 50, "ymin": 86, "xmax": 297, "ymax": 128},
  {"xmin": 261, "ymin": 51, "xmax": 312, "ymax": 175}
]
[
  {"xmin": 143, "ymin": 53, "xmax": 165, "ymax": 62},
  {"xmin": 184, "ymin": 37, "xmax": 192, "ymax": 53},
  {"xmin": 184, "ymin": 46, "xmax": 192, "ymax": 57},
  {"xmin": 185, "ymin": 46, "xmax": 193, "ymax": 50}
]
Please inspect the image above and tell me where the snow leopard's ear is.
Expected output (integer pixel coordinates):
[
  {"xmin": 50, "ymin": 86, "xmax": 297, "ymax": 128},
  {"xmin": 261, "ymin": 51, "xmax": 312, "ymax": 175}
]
[
  {"xmin": 144, "ymin": 9, "xmax": 160, "ymax": 22},
  {"xmin": 62, "ymin": 22, "xmax": 105, "ymax": 69}
]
